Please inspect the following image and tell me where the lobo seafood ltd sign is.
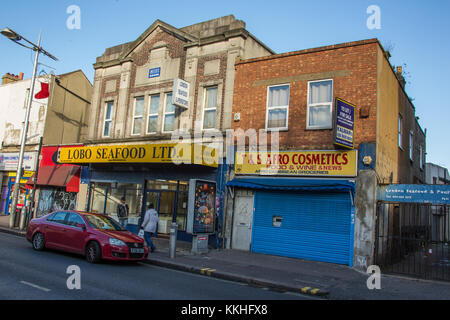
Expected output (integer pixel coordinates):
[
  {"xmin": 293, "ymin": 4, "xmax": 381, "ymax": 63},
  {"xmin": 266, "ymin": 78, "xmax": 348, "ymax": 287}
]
[
  {"xmin": 235, "ymin": 150, "xmax": 358, "ymax": 177},
  {"xmin": 58, "ymin": 143, "xmax": 218, "ymax": 168}
]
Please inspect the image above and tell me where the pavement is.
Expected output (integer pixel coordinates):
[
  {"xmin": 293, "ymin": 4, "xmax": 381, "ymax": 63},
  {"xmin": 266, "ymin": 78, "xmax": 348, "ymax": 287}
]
[{"xmin": 2, "ymin": 214, "xmax": 450, "ymax": 300}]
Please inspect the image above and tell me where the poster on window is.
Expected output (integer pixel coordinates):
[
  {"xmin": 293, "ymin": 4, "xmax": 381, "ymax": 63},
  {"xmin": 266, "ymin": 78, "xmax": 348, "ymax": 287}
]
[{"xmin": 186, "ymin": 179, "xmax": 216, "ymax": 234}]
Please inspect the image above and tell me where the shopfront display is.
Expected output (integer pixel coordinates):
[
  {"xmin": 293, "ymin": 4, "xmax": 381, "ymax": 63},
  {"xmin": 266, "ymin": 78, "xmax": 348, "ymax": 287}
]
[{"xmin": 228, "ymin": 150, "xmax": 357, "ymax": 266}]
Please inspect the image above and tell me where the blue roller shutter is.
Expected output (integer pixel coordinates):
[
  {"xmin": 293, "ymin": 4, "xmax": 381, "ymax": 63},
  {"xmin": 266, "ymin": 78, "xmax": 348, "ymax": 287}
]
[{"xmin": 252, "ymin": 190, "xmax": 353, "ymax": 265}]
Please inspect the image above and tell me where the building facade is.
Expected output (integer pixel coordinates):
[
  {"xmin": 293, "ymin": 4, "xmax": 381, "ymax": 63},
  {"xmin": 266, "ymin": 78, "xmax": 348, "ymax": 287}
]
[
  {"xmin": 0, "ymin": 70, "xmax": 92, "ymax": 216},
  {"xmin": 225, "ymin": 39, "xmax": 426, "ymax": 269},
  {"xmin": 59, "ymin": 16, "xmax": 273, "ymax": 240}
]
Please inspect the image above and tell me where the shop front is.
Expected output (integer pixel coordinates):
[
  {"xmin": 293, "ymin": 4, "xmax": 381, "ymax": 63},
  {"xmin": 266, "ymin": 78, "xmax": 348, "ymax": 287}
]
[
  {"xmin": 58, "ymin": 143, "xmax": 222, "ymax": 242},
  {"xmin": 26, "ymin": 146, "xmax": 81, "ymax": 218},
  {"xmin": 0, "ymin": 152, "xmax": 37, "ymax": 215},
  {"xmin": 227, "ymin": 150, "xmax": 358, "ymax": 266}
]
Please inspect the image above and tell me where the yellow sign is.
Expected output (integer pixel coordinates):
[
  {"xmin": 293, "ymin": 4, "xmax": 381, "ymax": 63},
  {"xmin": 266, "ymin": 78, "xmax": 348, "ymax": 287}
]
[
  {"xmin": 58, "ymin": 143, "xmax": 219, "ymax": 168},
  {"xmin": 8, "ymin": 171, "xmax": 34, "ymax": 183},
  {"xmin": 235, "ymin": 150, "xmax": 357, "ymax": 177}
]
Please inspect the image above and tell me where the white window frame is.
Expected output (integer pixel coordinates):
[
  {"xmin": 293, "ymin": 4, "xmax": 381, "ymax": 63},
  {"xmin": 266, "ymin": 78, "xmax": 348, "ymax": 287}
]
[
  {"xmin": 265, "ymin": 84, "xmax": 290, "ymax": 131},
  {"xmin": 398, "ymin": 115, "xmax": 403, "ymax": 150},
  {"xmin": 201, "ymin": 86, "xmax": 218, "ymax": 130},
  {"xmin": 131, "ymin": 96, "xmax": 144, "ymax": 136},
  {"xmin": 409, "ymin": 130, "xmax": 414, "ymax": 161},
  {"xmin": 162, "ymin": 92, "xmax": 176, "ymax": 133},
  {"xmin": 146, "ymin": 94, "xmax": 160, "ymax": 134},
  {"xmin": 306, "ymin": 79, "xmax": 333, "ymax": 130},
  {"xmin": 102, "ymin": 101, "xmax": 114, "ymax": 138}
]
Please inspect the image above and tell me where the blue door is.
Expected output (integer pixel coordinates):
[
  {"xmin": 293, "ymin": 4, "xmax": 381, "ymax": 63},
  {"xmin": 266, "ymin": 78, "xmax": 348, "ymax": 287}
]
[{"xmin": 252, "ymin": 190, "xmax": 354, "ymax": 266}]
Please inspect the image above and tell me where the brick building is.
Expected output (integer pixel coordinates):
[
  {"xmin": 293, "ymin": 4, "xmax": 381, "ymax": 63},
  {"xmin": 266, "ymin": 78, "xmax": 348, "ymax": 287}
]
[
  {"xmin": 225, "ymin": 39, "xmax": 426, "ymax": 269},
  {"xmin": 57, "ymin": 16, "xmax": 274, "ymax": 241}
]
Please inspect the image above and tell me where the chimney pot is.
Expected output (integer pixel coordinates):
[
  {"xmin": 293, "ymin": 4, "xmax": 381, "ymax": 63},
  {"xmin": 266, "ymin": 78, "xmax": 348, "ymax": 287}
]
[{"xmin": 397, "ymin": 66, "xmax": 402, "ymax": 74}]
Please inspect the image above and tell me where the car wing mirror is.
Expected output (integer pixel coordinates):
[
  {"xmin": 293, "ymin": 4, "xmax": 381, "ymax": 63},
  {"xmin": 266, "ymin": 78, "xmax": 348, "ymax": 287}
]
[{"xmin": 76, "ymin": 223, "xmax": 86, "ymax": 231}]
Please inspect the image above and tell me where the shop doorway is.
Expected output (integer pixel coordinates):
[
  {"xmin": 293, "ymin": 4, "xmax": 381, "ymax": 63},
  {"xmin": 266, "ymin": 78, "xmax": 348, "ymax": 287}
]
[
  {"xmin": 144, "ymin": 180, "xmax": 189, "ymax": 234},
  {"xmin": 232, "ymin": 194, "xmax": 254, "ymax": 251}
]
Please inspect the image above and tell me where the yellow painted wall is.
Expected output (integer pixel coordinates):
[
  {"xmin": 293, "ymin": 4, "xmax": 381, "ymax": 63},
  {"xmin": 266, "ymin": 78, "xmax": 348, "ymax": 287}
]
[{"xmin": 376, "ymin": 47, "xmax": 399, "ymax": 184}]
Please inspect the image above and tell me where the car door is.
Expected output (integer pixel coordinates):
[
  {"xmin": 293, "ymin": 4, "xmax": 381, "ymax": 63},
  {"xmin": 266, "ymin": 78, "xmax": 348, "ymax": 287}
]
[
  {"xmin": 44, "ymin": 211, "xmax": 68, "ymax": 250},
  {"xmin": 62, "ymin": 212, "xmax": 87, "ymax": 253}
]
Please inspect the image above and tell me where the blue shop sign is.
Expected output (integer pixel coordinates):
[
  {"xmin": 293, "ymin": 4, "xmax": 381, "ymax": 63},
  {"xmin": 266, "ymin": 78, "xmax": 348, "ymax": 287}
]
[
  {"xmin": 333, "ymin": 98, "xmax": 355, "ymax": 149},
  {"xmin": 379, "ymin": 184, "xmax": 450, "ymax": 204},
  {"xmin": 148, "ymin": 67, "xmax": 161, "ymax": 78}
]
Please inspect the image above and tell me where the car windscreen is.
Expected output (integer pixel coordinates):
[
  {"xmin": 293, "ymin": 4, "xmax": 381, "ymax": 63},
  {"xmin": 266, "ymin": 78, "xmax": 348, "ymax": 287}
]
[{"xmin": 84, "ymin": 215, "xmax": 126, "ymax": 231}]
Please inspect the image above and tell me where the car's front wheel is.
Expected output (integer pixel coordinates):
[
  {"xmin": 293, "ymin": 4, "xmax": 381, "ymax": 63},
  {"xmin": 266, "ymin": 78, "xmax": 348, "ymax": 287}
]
[
  {"xmin": 32, "ymin": 232, "xmax": 45, "ymax": 251},
  {"xmin": 85, "ymin": 241, "xmax": 102, "ymax": 263}
]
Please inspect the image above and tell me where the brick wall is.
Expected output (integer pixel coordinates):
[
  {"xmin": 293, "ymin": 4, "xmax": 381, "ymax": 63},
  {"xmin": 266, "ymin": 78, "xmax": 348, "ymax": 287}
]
[{"xmin": 232, "ymin": 40, "xmax": 379, "ymax": 150}]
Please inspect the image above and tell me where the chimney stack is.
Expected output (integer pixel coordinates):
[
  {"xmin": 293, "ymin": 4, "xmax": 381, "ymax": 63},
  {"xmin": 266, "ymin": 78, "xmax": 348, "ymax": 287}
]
[
  {"xmin": 396, "ymin": 66, "xmax": 406, "ymax": 89},
  {"xmin": 1, "ymin": 72, "xmax": 24, "ymax": 85}
]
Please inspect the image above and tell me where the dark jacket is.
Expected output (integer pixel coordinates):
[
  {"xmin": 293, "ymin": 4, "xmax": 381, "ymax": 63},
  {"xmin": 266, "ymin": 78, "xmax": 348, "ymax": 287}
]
[{"xmin": 117, "ymin": 203, "xmax": 129, "ymax": 218}]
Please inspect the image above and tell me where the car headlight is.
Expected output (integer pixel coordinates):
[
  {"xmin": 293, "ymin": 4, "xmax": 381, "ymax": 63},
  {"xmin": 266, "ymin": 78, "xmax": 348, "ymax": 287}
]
[{"xmin": 109, "ymin": 238, "xmax": 126, "ymax": 246}]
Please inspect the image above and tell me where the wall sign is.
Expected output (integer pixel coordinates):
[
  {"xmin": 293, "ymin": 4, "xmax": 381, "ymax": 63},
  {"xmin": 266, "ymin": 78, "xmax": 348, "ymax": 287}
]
[
  {"xmin": 235, "ymin": 150, "xmax": 358, "ymax": 177},
  {"xmin": 172, "ymin": 78, "xmax": 190, "ymax": 109},
  {"xmin": 148, "ymin": 67, "xmax": 161, "ymax": 78},
  {"xmin": 58, "ymin": 143, "xmax": 218, "ymax": 167},
  {"xmin": 379, "ymin": 184, "xmax": 450, "ymax": 204},
  {"xmin": 333, "ymin": 98, "xmax": 355, "ymax": 149},
  {"xmin": 0, "ymin": 152, "xmax": 37, "ymax": 171}
]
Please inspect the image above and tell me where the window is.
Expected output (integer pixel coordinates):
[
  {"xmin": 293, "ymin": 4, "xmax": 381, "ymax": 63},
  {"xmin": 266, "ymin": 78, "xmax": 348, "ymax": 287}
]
[
  {"xmin": 398, "ymin": 115, "xmax": 403, "ymax": 149},
  {"xmin": 419, "ymin": 145, "xmax": 424, "ymax": 170},
  {"xmin": 147, "ymin": 94, "xmax": 160, "ymax": 134},
  {"xmin": 48, "ymin": 212, "xmax": 67, "ymax": 224},
  {"xmin": 163, "ymin": 92, "xmax": 176, "ymax": 132},
  {"xmin": 103, "ymin": 101, "xmax": 114, "ymax": 137},
  {"xmin": 132, "ymin": 97, "xmax": 144, "ymax": 135},
  {"xmin": 266, "ymin": 84, "xmax": 289, "ymax": 130},
  {"xmin": 307, "ymin": 80, "xmax": 333, "ymax": 129},
  {"xmin": 409, "ymin": 131, "xmax": 414, "ymax": 161},
  {"xmin": 202, "ymin": 86, "xmax": 218, "ymax": 129},
  {"xmin": 66, "ymin": 213, "xmax": 85, "ymax": 227}
]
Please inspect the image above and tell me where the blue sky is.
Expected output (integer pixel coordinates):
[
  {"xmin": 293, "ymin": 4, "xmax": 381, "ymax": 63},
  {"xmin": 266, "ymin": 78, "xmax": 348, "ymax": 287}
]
[{"xmin": 1, "ymin": 0, "xmax": 449, "ymax": 171}]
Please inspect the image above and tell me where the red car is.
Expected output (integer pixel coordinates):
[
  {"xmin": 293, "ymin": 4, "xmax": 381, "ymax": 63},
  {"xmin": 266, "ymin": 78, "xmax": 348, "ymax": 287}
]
[{"xmin": 26, "ymin": 210, "xmax": 148, "ymax": 263}]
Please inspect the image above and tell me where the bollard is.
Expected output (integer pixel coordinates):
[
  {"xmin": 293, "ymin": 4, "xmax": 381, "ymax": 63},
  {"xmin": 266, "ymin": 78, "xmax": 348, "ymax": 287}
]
[{"xmin": 169, "ymin": 222, "xmax": 178, "ymax": 259}]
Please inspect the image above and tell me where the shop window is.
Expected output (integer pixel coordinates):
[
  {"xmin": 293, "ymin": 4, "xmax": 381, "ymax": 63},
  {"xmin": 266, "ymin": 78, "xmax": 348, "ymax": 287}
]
[
  {"xmin": 202, "ymin": 86, "xmax": 218, "ymax": 129},
  {"xmin": 103, "ymin": 101, "xmax": 114, "ymax": 137},
  {"xmin": 132, "ymin": 97, "xmax": 145, "ymax": 135},
  {"xmin": 147, "ymin": 94, "xmax": 160, "ymax": 134},
  {"xmin": 307, "ymin": 79, "xmax": 333, "ymax": 129},
  {"xmin": 266, "ymin": 84, "xmax": 289, "ymax": 130},
  {"xmin": 89, "ymin": 183, "xmax": 143, "ymax": 218}
]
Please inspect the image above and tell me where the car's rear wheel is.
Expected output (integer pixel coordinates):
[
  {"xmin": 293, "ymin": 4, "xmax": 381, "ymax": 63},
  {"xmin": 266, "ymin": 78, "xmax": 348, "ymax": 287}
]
[
  {"xmin": 86, "ymin": 241, "xmax": 101, "ymax": 263},
  {"xmin": 32, "ymin": 232, "xmax": 45, "ymax": 251}
]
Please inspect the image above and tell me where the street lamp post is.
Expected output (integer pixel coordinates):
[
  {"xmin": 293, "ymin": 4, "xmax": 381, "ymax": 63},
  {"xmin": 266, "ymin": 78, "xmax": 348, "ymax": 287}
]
[{"xmin": 1, "ymin": 28, "xmax": 57, "ymax": 228}]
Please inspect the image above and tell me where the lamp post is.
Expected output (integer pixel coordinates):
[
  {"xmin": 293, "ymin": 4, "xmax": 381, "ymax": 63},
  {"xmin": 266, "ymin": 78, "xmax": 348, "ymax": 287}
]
[{"xmin": 1, "ymin": 28, "xmax": 57, "ymax": 228}]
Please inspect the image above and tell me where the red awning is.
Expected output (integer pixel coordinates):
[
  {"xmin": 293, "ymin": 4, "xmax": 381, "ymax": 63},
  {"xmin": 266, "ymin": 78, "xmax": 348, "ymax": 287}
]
[{"xmin": 26, "ymin": 165, "xmax": 81, "ymax": 192}]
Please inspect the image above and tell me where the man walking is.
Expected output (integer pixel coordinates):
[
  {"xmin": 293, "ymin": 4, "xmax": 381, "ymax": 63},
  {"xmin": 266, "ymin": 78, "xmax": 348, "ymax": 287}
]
[
  {"xmin": 117, "ymin": 196, "xmax": 129, "ymax": 228},
  {"xmin": 142, "ymin": 203, "xmax": 159, "ymax": 252}
]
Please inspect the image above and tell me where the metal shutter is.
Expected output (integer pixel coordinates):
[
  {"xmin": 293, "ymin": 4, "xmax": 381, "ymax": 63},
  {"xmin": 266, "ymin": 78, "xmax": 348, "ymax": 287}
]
[{"xmin": 252, "ymin": 190, "xmax": 353, "ymax": 265}]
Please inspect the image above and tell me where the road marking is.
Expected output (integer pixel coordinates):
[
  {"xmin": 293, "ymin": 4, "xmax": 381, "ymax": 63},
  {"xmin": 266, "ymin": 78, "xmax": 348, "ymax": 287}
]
[
  {"xmin": 200, "ymin": 268, "xmax": 216, "ymax": 276},
  {"xmin": 20, "ymin": 281, "xmax": 51, "ymax": 292}
]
